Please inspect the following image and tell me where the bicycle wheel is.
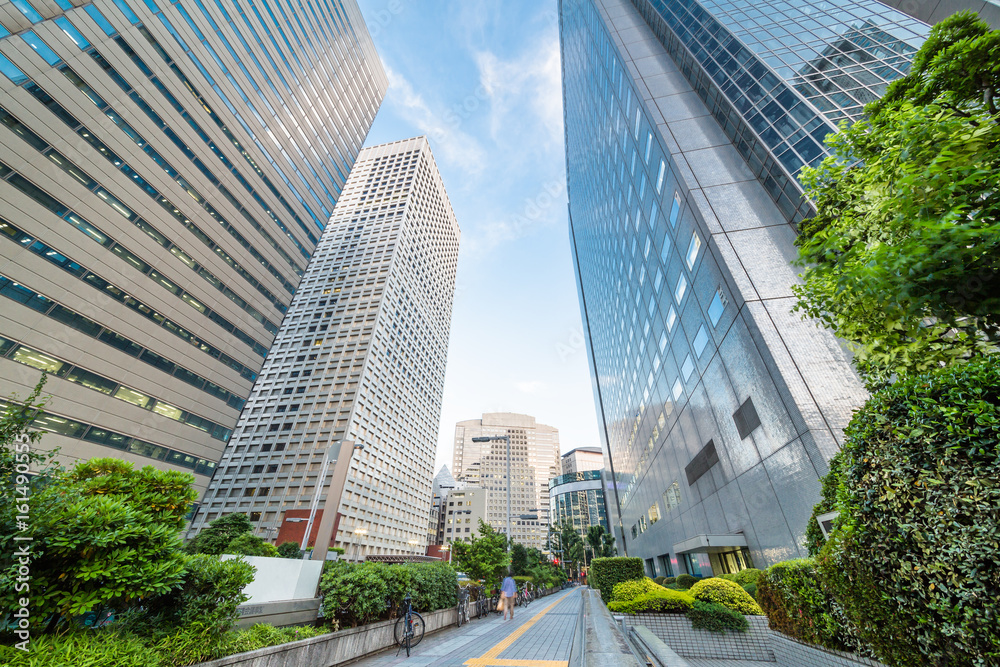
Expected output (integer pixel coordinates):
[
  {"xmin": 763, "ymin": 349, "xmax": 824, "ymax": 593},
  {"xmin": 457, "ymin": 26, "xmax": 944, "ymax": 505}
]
[
  {"xmin": 394, "ymin": 614, "xmax": 407, "ymax": 646},
  {"xmin": 409, "ymin": 611, "xmax": 425, "ymax": 648},
  {"xmin": 457, "ymin": 600, "xmax": 465, "ymax": 627}
]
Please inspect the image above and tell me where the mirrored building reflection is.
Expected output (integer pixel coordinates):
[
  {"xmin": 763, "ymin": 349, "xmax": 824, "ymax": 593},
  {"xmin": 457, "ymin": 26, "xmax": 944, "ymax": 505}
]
[{"xmin": 560, "ymin": 0, "xmax": 927, "ymax": 575}]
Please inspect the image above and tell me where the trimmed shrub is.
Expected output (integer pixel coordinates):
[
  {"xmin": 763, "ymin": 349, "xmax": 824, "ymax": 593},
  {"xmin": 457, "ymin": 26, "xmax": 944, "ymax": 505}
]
[
  {"xmin": 319, "ymin": 561, "xmax": 458, "ymax": 627},
  {"xmin": 820, "ymin": 356, "xmax": 1000, "ymax": 667},
  {"xmin": 276, "ymin": 541, "xmax": 302, "ymax": 559},
  {"xmin": 674, "ymin": 574, "xmax": 698, "ymax": 589},
  {"xmin": 663, "ymin": 577, "xmax": 676, "ymax": 585},
  {"xmin": 611, "ymin": 577, "xmax": 660, "ymax": 602},
  {"xmin": 653, "ymin": 576, "xmax": 666, "ymax": 585},
  {"xmin": 608, "ymin": 588, "xmax": 694, "ymax": 614},
  {"xmin": 590, "ymin": 557, "xmax": 644, "ymax": 603},
  {"xmin": 512, "ymin": 575, "xmax": 534, "ymax": 585},
  {"xmin": 757, "ymin": 558, "xmax": 862, "ymax": 654},
  {"xmin": 718, "ymin": 568, "xmax": 762, "ymax": 587},
  {"xmin": 741, "ymin": 582, "xmax": 757, "ymax": 599},
  {"xmin": 689, "ymin": 578, "xmax": 763, "ymax": 615},
  {"xmin": 686, "ymin": 600, "xmax": 748, "ymax": 633}
]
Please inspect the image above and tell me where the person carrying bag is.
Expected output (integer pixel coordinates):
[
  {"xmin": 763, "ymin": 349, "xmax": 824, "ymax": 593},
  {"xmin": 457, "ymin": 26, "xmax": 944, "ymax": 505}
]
[{"xmin": 501, "ymin": 575, "xmax": 517, "ymax": 621}]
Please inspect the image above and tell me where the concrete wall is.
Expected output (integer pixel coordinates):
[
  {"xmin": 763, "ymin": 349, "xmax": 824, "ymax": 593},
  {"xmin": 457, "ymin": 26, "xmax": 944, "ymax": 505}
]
[
  {"xmin": 622, "ymin": 613, "xmax": 773, "ymax": 661},
  {"xmin": 222, "ymin": 555, "xmax": 323, "ymax": 604}
]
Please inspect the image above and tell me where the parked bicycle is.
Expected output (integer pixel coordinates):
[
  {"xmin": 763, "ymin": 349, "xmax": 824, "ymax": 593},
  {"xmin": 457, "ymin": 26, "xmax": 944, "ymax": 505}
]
[{"xmin": 394, "ymin": 593, "xmax": 425, "ymax": 657}]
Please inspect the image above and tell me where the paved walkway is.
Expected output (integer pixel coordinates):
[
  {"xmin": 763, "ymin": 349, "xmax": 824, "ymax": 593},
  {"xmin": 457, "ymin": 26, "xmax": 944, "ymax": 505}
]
[{"xmin": 349, "ymin": 588, "xmax": 582, "ymax": 667}]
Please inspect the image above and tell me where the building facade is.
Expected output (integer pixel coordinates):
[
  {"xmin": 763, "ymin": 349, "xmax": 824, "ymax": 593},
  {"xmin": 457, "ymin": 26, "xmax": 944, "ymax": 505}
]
[
  {"xmin": 453, "ymin": 413, "xmax": 561, "ymax": 551},
  {"xmin": 189, "ymin": 137, "xmax": 460, "ymax": 559},
  {"xmin": 441, "ymin": 486, "xmax": 488, "ymax": 545},
  {"xmin": 561, "ymin": 0, "xmax": 926, "ymax": 575},
  {"xmin": 561, "ymin": 446, "xmax": 605, "ymax": 474},
  {"xmin": 429, "ymin": 464, "xmax": 459, "ymax": 546},
  {"xmin": 549, "ymin": 470, "xmax": 609, "ymax": 541},
  {"xmin": 0, "ymin": 0, "xmax": 385, "ymax": 492}
]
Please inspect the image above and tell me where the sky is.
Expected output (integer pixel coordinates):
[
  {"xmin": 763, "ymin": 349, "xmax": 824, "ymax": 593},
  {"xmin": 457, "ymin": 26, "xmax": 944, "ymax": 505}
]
[{"xmin": 354, "ymin": 0, "xmax": 601, "ymax": 471}]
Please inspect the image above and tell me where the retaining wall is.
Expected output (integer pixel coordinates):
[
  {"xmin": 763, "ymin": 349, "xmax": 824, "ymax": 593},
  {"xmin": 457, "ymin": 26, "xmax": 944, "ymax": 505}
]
[
  {"xmin": 771, "ymin": 631, "xmax": 887, "ymax": 667},
  {"xmin": 622, "ymin": 613, "xmax": 773, "ymax": 661}
]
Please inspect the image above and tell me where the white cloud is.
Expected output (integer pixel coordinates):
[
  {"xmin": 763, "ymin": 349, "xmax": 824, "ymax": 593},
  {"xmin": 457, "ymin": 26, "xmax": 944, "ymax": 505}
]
[{"xmin": 384, "ymin": 66, "xmax": 488, "ymax": 174}]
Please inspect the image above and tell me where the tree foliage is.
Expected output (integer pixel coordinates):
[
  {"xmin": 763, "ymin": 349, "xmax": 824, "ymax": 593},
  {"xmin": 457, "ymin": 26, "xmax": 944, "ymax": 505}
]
[
  {"xmin": 794, "ymin": 12, "xmax": 1000, "ymax": 385},
  {"xmin": 185, "ymin": 513, "xmax": 255, "ymax": 555},
  {"xmin": 276, "ymin": 541, "xmax": 302, "ymax": 559},
  {"xmin": 586, "ymin": 525, "xmax": 617, "ymax": 558},
  {"xmin": 451, "ymin": 520, "xmax": 509, "ymax": 583}
]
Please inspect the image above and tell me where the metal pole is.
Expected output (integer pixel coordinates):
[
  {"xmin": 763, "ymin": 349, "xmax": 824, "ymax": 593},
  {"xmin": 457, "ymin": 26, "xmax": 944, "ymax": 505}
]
[
  {"xmin": 300, "ymin": 447, "xmax": 332, "ymax": 557},
  {"xmin": 506, "ymin": 434, "xmax": 512, "ymax": 574}
]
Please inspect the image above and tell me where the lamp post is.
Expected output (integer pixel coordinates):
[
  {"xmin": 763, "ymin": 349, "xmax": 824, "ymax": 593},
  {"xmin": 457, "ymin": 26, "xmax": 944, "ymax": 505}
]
[
  {"xmin": 349, "ymin": 527, "xmax": 368, "ymax": 562},
  {"xmin": 471, "ymin": 434, "xmax": 512, "ymax": 572}
]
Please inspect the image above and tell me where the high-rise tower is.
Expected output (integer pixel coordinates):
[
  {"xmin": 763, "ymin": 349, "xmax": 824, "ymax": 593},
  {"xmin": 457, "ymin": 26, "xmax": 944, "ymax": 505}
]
[
  {"xmin": 0, "ymin": 0, "xmax": 385, "ymax": 491},
  {"xmin": 561, "ymin": 0, "xmax": 926, "ymax": 575},
  {"xmin": 191, "ymin": 137, "xmax": 460, "ymax": 558},
  {"xmin": 453, "ymin": 413, "xmax": 561, "ymax": 551}
]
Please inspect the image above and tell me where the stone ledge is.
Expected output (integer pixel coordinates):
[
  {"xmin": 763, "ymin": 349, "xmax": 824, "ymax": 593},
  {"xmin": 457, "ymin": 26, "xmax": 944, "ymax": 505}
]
[{"xmin": 771, "ymin": 631, "xmax": 887, "ymax": 667}]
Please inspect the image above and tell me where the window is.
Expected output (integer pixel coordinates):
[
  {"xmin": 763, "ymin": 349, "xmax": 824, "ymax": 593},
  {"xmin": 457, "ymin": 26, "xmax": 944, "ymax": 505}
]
[
  {"xmin": 644, "ymin": 132, "xmax": 653, "ymax": 163},
  {"xmin": 733, "ymin": 397, "xmax": 762, "ymax": 439},
  {"xmin": 681, "ymin": 355, "xmax": 694, "ymax": 381},
  {"xmin": 685, "ymin": 232, "xmax": 702, "ymax": 269},
  {"xmin": 708, "ymin": 288, "xmax": 728, "ymax": 326},
  {"xmin": 665, "ymin": 305, "xmax": 677, "ymax": 332},
  {"xmin": 693, "ymin": 325, "xmax": 709, "ymax": 358},
  {"xmin": 671, "ymin": 377, "xmax": 683, "ymax": 400},
  {"xmin": 656, "ymin": 160, "xmax": 665, "ymax": 193},
  {"xmin": 669, "ymin": 192, "xmax": 682, "ymax": 226},
  {"xmin": 674, "ymin": 274, "xmax": 688, "ymax": 304},
  {"xmin": 663, "ymin": 481, "xmax": 682, "ymax": 511},
  {"xmin": 649, "ymin": 501, "xmax": 660, "ymax": 524}
]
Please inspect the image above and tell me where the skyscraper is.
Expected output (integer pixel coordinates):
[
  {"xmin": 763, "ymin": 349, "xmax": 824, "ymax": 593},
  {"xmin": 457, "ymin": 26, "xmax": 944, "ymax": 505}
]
[
  {"xmin": 561, "ymin": 0, "xmax": 926, "ymax": 575},
  {"xmin": 191, "ymin": 137, "xmax": 460, "ymax": 559},
  {"xmin": 0, "ymin": 0, "xmax": 385, "ymax": 491},
  {"xmin": 453, "ymin": 413, "xmax": 561, "ymax": 551}
]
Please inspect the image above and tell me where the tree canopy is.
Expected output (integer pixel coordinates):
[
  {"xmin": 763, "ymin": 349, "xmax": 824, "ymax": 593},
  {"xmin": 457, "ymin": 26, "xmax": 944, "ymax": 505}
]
[
  {"xmin": 794, "ymin": 11, "xmax": 1000, "ymax": 386},
  {"xmin": 451, "ymin": 520, "xmax": 509, "ymax": 583}
]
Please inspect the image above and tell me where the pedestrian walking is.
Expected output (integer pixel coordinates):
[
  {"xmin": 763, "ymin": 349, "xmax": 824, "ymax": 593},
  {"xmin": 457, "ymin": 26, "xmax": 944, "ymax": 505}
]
[{"xmin": 501, "ymin": 575, "xmax": 517, "ymax": 621}]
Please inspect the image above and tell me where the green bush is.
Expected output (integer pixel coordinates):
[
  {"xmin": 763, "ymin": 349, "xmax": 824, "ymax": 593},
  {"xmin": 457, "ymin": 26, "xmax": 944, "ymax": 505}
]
[
  {"xmin": 226, "ymin": 533, "xmax": 278, "ymax": 557},
  {"xmin": 512, "ymin": 575, "xmax": 534, "ymax": 585},
  {"xmin": 820, "ymin": 356, "xmax": 1000, "ymax": 667},
  {"xmin": 653, "ymin": 576, "xmax": 666, "ymax": 585},
  {"xmin": 409, "ymin": 562, "xmax": 458, "ymax": 612},
  {"xmin": 590, "ymin": 557, "xmax": 644, "ymax": 603},
  {"xmin": 607, "ymin": 588, "xmax": 695, "ymax": 614},
  {"xmin": 742, "ymin": 582, "xmax": 757, "ymax": 599},
  {"xmin": 686, "ymin": 600, "xmax": 748, "ymax": 633},
  {"xmin": 0, "ymin": 630, "xmax": 157, "ymax": 667},
  {"xmin": 689, "ymin": 578, "xmax": 763, "ymax": 615},
  {"xmin": 718, "ymin": 569, "xmax": 762, "ymax": 587},
  {"xmin": 318, "ymin": 561, "xmax": 457, "ymax": 627},
  {"xmin": 663, "ymin": 577, "xmax": 676, "ymax": 585},
  {"xmin": 147, "ymin": 554, "xmax": 256, "ymax": 634},
  {"xmin": 277, "ymin": 541, "xmax": 302, "ymax": 559},
  {"xmin": 674, "ymin": 574, "xmax": 698, "ymax": 589},
  {"xmin": 757, "ymin": 558, "xmax": 862, "ymax": 654},
  {"xmin": 611, "ymin": 577, "xmax": 660, "ymax": 602}
]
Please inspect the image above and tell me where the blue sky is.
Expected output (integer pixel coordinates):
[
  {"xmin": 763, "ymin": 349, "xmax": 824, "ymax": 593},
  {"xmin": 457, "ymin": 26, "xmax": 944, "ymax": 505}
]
[{"xmin": 355, "ymin": 0, "xmax": 601, "ymax": 469}]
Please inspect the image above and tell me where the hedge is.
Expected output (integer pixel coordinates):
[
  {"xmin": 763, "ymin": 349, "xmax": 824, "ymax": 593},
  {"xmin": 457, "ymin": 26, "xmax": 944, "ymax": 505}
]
[
  {"xmin": 819, "ymin": 356, "xmax": 1000, "ymax": 666},
  {"xmin": 688, "ymin": 578, "xmax": 763, "ymax": 615},
  {"xmin": 319, "ymin": 561, "xmax": 458, "ymax": 627},
  {"xmin": 718, "ymin": 569, "xmax": 762, "ymax": 588},
  {"xmin": 757, "ymin": 558, "xmax": 863, "ymax": 654},
  {"xmin": 687, "ymin": 600, "xmax": 748, "ymax": 633},
  {"xmin": 590, "ymin": 557, "xmax": 644, "ymax": 604},
  {"xmin": 674, "ymin": 574, "xmax": 697, "ymax": 589}
]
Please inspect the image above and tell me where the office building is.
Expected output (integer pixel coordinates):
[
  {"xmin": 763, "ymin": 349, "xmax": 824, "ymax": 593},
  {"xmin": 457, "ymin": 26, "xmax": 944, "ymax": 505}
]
[
  {"xmin": 550, "ymin": 470, "xmax": 609, "ymax": 541},
  {"xmin": 429, "ymin": 464, "xmax": 459, "ymax": 546},
  {"xmin": 0, "ymin": 0, "xmax": 385, "ymax": 491},
  {"xmin": 442, "ymin": 486, "xmax": 489, "ymax": 545},
  {"xmin": 189, "ymin": 136, "xmax": 461, "ymax": 559},
  {"xmin": 561, "ymin": 0, "xmax": 926, "ymax": 575},
  {"xmin": 561, "ymin": 446, "xmax": 605, "ymax": 474},
  {"xmin": 453, "ymin": 412, "xmax": 561, "ymax": 551}
]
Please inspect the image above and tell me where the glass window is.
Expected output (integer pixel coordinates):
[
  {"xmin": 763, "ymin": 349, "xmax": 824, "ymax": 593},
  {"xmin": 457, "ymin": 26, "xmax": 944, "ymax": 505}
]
[
  {"xmin": 645, "ymin": 132, "xmax": 653, "ymax": 163},
  {"xmin": 671, "ymin": 377, "xmax": 684, "ymax": 400},
  {"xmin": 685, "ymin": 232, "xmax": 702, "ymax": 269},
  {"xmin": 665, "ymin": 305, "xmax": 677, "ymax": 332},
  {"xmin": 681, "ymin": 354, "xmax": 695, "ymax": 381},
  {"xmin": 674, "ymin": 274, "xmax": 688, "ymax": 303},
  {"xmin": 115, "ymin": 386, "xmax": 152, "ymax": 408},
  {"xmin": 153, "ymin": 401, "xmax": 183, "ymax": 420},
  {"xmin": 33, "ymin": 413, "xmax": 87, "ymax": 438},
  {"xmin": 656, "ymin": 160, "xmax": 665, "ymax": 193},
  {"xmin": 693, "ymin": 325, "xmax": 709, "ymax": 357},
  {"xmin": 654, "ymin": 268, "xmax": 663, "ymax": 293},
  {"xmin": 84, "ymin": 5, "xmax": 117, "ymax": 36},
  {"xmin": 709, "ymin": 289, "xmax": 727, "ymax": 326},
  {"xmin": 669, "ymin": 192, "xmax": 682, "ymax": 227},
  {"xmin": 12, "ymin": 346, "xmax": 66, "ymax": 374},
  {"xmin": 10, "ymin": 0, "xmax": 43, "ymax": 23},
  {"xmin": 21, "ymin": 32, "xmax": 61, "ymax": 66},
  {"xmin": 67, "ymin": 367, "xmax": 117, "ymax": 394}
]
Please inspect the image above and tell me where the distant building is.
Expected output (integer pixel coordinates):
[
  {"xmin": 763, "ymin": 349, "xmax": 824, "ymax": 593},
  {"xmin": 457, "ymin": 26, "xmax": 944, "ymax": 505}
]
[
  {"xmin": 429, "ymin": 465, "xmax": 460, "ymax": 546},
  {"xmin": 453, "ymin": 413, "xmax": 560, "ymax": 551},
  {"xmin": 442, "ymin": 487, "xmax": 488, "ymax": 545},
  {"xmin": 189, "ymin": 137, "xmax": 460, "ymax": 560},
  {"xmin": 561, "ymin": 447, "xmax": 605, "ymax": 474}
]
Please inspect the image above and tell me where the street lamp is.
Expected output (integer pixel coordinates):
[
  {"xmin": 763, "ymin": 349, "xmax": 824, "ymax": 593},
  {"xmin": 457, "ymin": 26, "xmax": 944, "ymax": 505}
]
[
  {"xmin": 349, "ymin": 527, "xmax": 368, "ymax": 562},
  {"xmin": 472, "ymin": 434, "xmax": 512, "ymax": 572}
]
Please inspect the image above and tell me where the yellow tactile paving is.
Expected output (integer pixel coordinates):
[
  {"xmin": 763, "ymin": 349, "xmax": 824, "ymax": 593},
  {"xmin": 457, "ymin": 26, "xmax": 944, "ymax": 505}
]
[{"xmin": 463, "ymin": 590, "xmax": 573, "ymax": 667}]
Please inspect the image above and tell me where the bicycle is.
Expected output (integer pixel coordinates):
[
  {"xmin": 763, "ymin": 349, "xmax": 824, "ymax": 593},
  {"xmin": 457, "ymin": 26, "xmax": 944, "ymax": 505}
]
[
  {"xmin": 457, "ymin": 586, "xmax": 470, "ymax": 627},
  {"xmin": 394, "ymin": 593, "xmax": 425, "ymax": 657}
]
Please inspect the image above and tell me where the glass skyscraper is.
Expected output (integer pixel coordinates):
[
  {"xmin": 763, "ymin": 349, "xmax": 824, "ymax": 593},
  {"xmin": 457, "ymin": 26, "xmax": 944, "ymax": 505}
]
[
  {"xmin": 561, "ymin": 0, "xmax": 926, "ymax": 574},
  {"xmin": 0, "ymin": 0, "xmax": 384, "ymax": 492}
]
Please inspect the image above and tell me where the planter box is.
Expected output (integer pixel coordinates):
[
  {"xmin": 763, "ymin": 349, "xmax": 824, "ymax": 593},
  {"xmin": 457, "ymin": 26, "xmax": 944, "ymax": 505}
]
[
  {"xmin": 194, "ymin": 606, "xmax": 457, "ymax": 667},
  {"xmin": 621, "ymin": 613, "xmax": 774, "ymax": 662},
  {"xmin": 771, "ymin": 631, "xmax": 887, "ymax": 667}
]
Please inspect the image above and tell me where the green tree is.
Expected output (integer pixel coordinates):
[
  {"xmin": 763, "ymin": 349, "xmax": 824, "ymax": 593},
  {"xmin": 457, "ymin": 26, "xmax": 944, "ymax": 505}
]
[
  {"xmin": 510, "ymin": 542, "xmax": 528, "ymax": 576},
  {"xmin": 277, "ymin": 541, "xmax": 302, "ymax": 559},
  {"xmin": 601, "ymin": 531, "xmax": 617, "ymax": 557},
  {"xmin": 186, "ymin": 513, "xmax": 255, "ymax": 555},
  {"xmin": 451, "ymin": 520, "xmax": 509, "ymax": 582},
  {"xmin": 226, "ymin": 533, "xmax": 278, "ymax": 557},
  {"xmin": 794, "ymin": 12, "xmax": 1000, "ymax": 386}
]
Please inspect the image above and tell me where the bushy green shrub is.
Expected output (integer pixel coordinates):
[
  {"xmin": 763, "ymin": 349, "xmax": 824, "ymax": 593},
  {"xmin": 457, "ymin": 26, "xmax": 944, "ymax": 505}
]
[
  {"xmin": 276, "ymin": 541, "xmax": 302, "ymax": 559},
  {"xmin": 226, "ymin": 533, "xmax": 278, "ymax": 557},
  {"xmin": 147, "ymin": 554, "xmax": 256, "ymax": 634},
  {"xmin": 611, "ymin": 577, "xmax": 660, "ymax": 602},
  {"xmin": 608, "ymin": 588, "xmax": 695, "ymax": 614},
  {"xmin": 653, "ymin": 576, "xmax": 666, "ymax": 585},
  {"xmin": 590, "ymin": 557, "xmax": 644, "ymax": 603},
  {"xmin": 686, "ymin": 600, "xmax": 748, "ymax": 633},
  {"xmin": 820, "ymin": 356, "xmax": 1000, "ymax": 667},
  {"xmin": 512, "ymin": 575, "xmax": 534, "ymax": 585},
  {"xmin": 0, "ymin": 630, "xmax": 157, "ymax": 667},
  {"xmin": 663, "ymin": 577, "xmax": 676, "ymax": 585},
  {"xmin": 674, "ymin": 574, "xmax": 697, "ymax": 589},
  {"xmin": 718, "ymin": 569, "xmax": 762, "ymax": 587},
  {"xmin": 409, "ymin": 562, "xmax": 458, "ymax": 612},
  {"xmin": 689, "ymin": 578, "xmax": 763, "ymax": 615},
  {"xmin": 757, "ymin": 558, "xmax": 862, "ymax": 654},
  {"xmin": 319, "ymin": 561, "xmax": 457, "ymax": 627},
  {"xmin": 742, "ymin": 582, "xmax": 757, "ymax": 599}
]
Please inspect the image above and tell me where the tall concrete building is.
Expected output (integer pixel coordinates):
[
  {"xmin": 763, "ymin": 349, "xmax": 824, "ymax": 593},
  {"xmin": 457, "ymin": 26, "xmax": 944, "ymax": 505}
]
[
  {"xmin": 561, "ymin": 446, "xmax": 605, "ymax": 474},
  {"xmin": 0, "ymin": 0, "xmax": 384, "ymax": 492},
  {"xmin": 561, "ymin": 0, "xmax": 926, "ymax": 575},
  {"xmin": 453, "ymin": 412, "xmax": 561, "ymax": 551},
  {"xmin": 189, "ymin": 136, "xmax": 460, "ymax": 559}
]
